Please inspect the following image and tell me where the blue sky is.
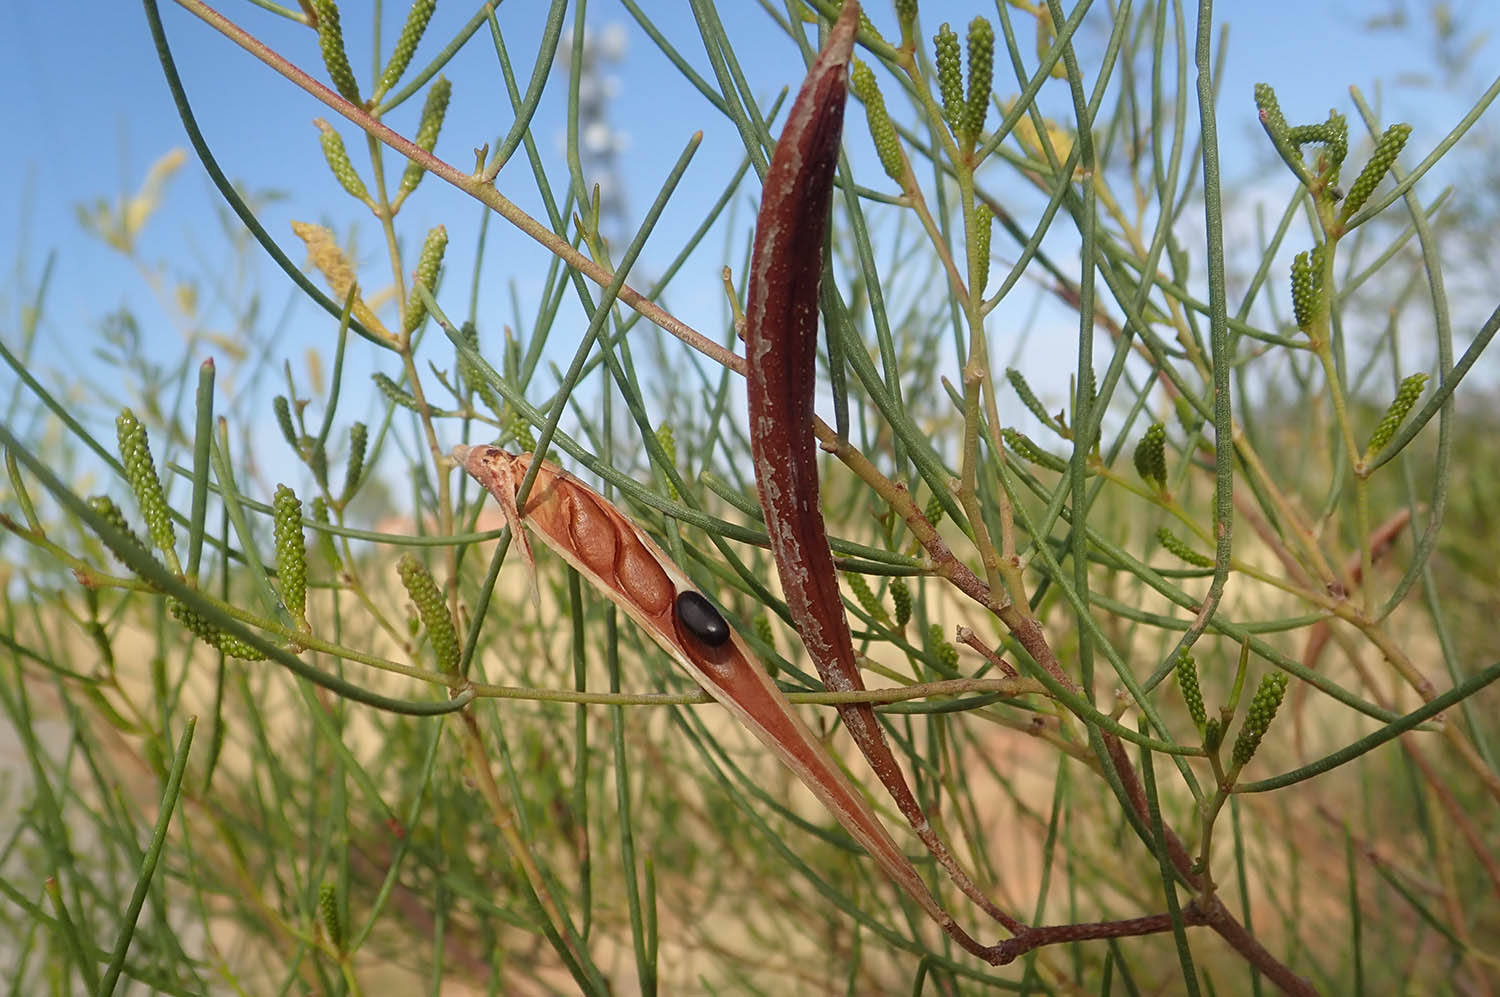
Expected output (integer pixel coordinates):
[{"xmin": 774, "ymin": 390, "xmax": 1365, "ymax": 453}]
[{"xmin": 3, "ymin": 1, "xmax": 1496, "ymax": 493}]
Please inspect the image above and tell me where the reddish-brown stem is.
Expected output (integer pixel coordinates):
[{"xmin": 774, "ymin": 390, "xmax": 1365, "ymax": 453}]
[{"xmin": 956, "ymin": 626, "xmax": 1018, "ymax": 678}]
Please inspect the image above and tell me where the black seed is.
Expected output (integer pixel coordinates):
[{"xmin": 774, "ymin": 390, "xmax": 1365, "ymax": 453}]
[{"xmin": 675, "ymin": 590, "xmax": 730, "ymax": 647}]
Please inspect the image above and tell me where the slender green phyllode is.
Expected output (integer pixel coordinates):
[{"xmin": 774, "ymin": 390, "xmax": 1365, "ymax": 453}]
[
  {"xmin": 1231, "ymin": 672, "xmax": 1289, "ymax": 768},
  {"xmin": 311, "ymin": 0, "xmax": 361, "ymax": 104},
  {"xmin": 1365, "ymin": 372, "xmax": 1428, "ymax": 457},
  {"xmin": 397, "ymin": 554, "xmax": 461, "ymax": 674},
  {"xmin": 116, "ymin": 409, "xmax": 178, "ymax": 567}
]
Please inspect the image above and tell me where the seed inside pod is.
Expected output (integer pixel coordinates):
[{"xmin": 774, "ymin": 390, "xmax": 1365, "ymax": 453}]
[{"xmin": 675, "ymin": 590, "xmax": 731, "ymax": 647}]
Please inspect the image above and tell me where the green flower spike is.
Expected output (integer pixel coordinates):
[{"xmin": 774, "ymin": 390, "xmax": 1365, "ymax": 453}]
[
  {"xmin": 1175, "ymin": 648, "xmax": 1207, "ymax": 729},
  {"xmin": 373, "ymin": 372, "xmax": 423, "ymax": 413},
  {"xmin": 88, "ymin": 495, "xmax": 148, "ymax": 567},
  {"xmin": 890, "ymin": 577, "xmax": 912, "ymax": 627},
  {"xmin": 1290, "ymin": 244, "xmax": 1328, "ymax": 335},
  {"xmin": 116, "ymin": 409, "xmax": 178, "ymax": 568},
  {"xmin": 895, "ymin": 0, "xmax": 918, "ymax": 44},
  {"xmin": 308, "ymin": 440, "xmax": 329, "ymax": 490},
  {"xmin": 273, "ymin": 395, "xmax": 299, "ymax": 449},
  {"xmin": 851, "ymin": 60, "xmax": 906, "ymax": 184},
  {"xmin": 318, "ymin": 883, "xmax": 345, "ymax": 953},
  {"xmin": 342, "ymin": 422, "xmax": 367, "ymax": 503},
  {"xmin": 1287, "ymin": 111, "xmax": 1348, "ymax": 177},
  {"xmin": 1132, "ymin": 422, "xmax": 1167, "ymax": 490},
  {"xmin": 397, "ymin": 554, "xmax": 461, "ymax": 674},
  {"xmin": 400, "ymin": 77, "xmax": 453, "ymax": 194},
  {"xmin": 273, "ymin": 485, "xmax": 308, "ymax": 627},
  {"xmin": 1231, "ymin": 672, "xmax": 1289, "ymax": 768},
  {"xmin": 963, "ymin": 17, "xmax": 994, "ymax": 139},
  {"xmin": 1290, "ymin": 251, "xmax": 1314, "ymax": 331},
  {"xmin": 1007, "ymin": 368, "xmax": 1061, "ymax": 434},
  {"xmin": 456, "ymin": 321, "xmax": 501, "ymax": 415},
  {"xmin": 753, "ymin": 613, "xmax": 776, "ymax": 650},
  {"xmin": 924, "ymin": 492, "xmax": 945, "ymax": 527},
  {"xmin": 1004, "ymin": 427, "xmax": 1068, "ymax": 473},
  {"xmin": 403, "ymin": 224, "xmax": 448, "ymax": 335},
  {"xmin": 972, "ymin": 203, "xmax": 992, "ymax": 296},
  {"xmin": 1157, "ymin": 526, "xmax": 1213, "ymax": 568},
  {"xmin": 1341, "ymin": 122, "xmax": 1412, "ymax": 220},
  {"xmin": 934, "ymin": 24, "xmax": 964, "ymax": 139},
  {"xmin": 507, "ymin": 411, "xmax": 537, "ymax": 452},
  {"xmin": 168, "ymin": 599, "xmax": 267, "ymax": 660},
  {"xmin": 1253, "ymin": 83, "xmax": 1288, "ymax": 140},
  {"xmin": 1366, "ymin": 372, "xmax": 1428, "ymax": 457},
  {"xmin": 311, "ymin": 497, "xmax": 343, "ymax": 572},
  {"xmin": 848, "ymin": 573, "xmax": 891, "ymax": 628},
  {"xmin": 928, "ymin": 623, "xmax": 959, "ymax": 672},
  {"xmin": 315, "ymin": 120, "xmax": 369, "ymax": 202},
  {"xmin": 311, "ymin": 0, "xmax": 361, "ymax": 104},
  {"xmin": 654, "ymin": 423, "xmax": 679, "ymax": 500},
  {"xmin": 376, "ymin": 0, "xmax": 437, "ymax": 98}
]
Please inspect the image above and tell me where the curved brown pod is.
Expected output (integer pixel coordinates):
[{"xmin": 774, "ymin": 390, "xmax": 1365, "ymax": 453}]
[
  {"xmin": 743, "ymin": 1, "xmax": 1019, "ymax": 936},
  {"xmin": 745, "ymin": 0, "xmax": 873, "ymax": 744}
]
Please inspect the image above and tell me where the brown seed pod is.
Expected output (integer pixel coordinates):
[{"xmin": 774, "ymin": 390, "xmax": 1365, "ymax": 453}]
[
  {"xmin": 743, "ymin": 0, "xmax": 1018, "ymax": 940},
  {"xmin": 454, "ymin": 443, "xmax": 998, "ymax": 960}
]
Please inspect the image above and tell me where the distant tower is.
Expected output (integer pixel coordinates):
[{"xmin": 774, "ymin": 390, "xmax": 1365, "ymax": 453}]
[{"xmin": 556, "ymin": 23, "xmax": 630, "ymax": 249}]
